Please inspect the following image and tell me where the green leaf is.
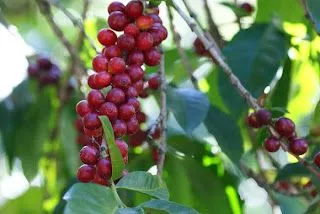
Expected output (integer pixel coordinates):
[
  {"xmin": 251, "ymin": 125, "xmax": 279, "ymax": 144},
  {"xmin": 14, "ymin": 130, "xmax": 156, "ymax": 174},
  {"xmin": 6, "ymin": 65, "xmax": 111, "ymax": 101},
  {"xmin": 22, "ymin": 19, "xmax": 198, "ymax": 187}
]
[
  {"xmin": 139, "ymin": 199, "xmax": 200, "ymax": 214},
  {"xmin": 63, "ymin": 183, "xmax": 118, "ymax": 214},
  {"xmin": 99, "ymin": 116, "xmax": 125, "ymax": 180},
  {"xmin": 116, "ymin": 208, "xmax": 145, "ymax": 214},
  {"xmin": 305, "ymin": 0, "xmax": 320, "ymax": 34},
  {"xmin": 116, "ymin": 171, "xmax": 169, "ymax": 200},
  {"xmin": 276, "ymin": 163, "xmax": 310, "ymax": 180},
  {"xmin": 220, "ymin": 2, "xmax": 251, "ymax": 17},
  {"xmin": 273, "ymin": 192, "xmax": 308, "ymax": 214},
  {"xmin": 167, "ymin": 87, "xmax": 209, "ymax": 133},
  {"xmin": 205, "ymin": 106, "xmax": 243, "ymax": 163},
  {"xmin": 306, "ymin": 200, "xmax": 320, "ymax": 214}
]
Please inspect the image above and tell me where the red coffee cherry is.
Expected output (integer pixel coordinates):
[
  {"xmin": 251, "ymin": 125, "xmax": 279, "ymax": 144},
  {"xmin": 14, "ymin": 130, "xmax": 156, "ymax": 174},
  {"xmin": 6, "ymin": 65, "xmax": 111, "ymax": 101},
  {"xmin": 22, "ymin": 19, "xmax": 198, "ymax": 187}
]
[
  {"xmin": 256, "ymin": 108, "xmax": 272, "ymax": 125},
  {"xmin": 127, "ymin": 117, "xmax": 139, "ymax": 135},
  {"xmin": 115, "ymin": 139, "xmax": 128, "ymax": 161},
  {"xmin": 136, "ymin": 32, "xmax": 154, "ymax": 51},
  {"xmin": 152, "ymin": 149, "xmax": 159, "ymax": 163},
  {"xmin": 119, "ymin": 104, "xmax": 136, "ymax": 121},
  {"xmin": 98, "ymin": 102, "xmax": 118, "ymax": 121},
  {"xmin": 108, "ymin": 11, "xmax": 128, "ymax": 31},
  {"xmin": 97, "ymin": 29, "xmax": 117, "ymax": 46},
  {"xmin": 88, "ymin": 75, "xmax": 98, "ymax": 90},
  {"xmin": 150, "ymin": 24, "xmax": 168, "ymax": 46},
  {"xmin": 128, "ymin": 129, "xmax": 146, "ymax": 147},
  {"xmin": 125, "ymin": 0, "xmax": 143, "ymax": 18},
  {"xmin": 77, "ymin": 164, "xmax": 96, "ymax": 183},
  {"xmin": 126, "ymin": 86, "xmax": 139, "ymax": 98},
  {"xmin": 148, "ymin": 14, "xmax": 162, "ymax": 24},
  {"xmin": 74, "ymin": 117, "xmax": 84, "ymax": 133},
  {"xmin": 264, "ymin": 137, "xmax": 280, "ymax": 152},
  {"xmin": 92, "ymin": 173, "xmax": 110, "ymax": 186},
  {"xmin": 289, "ymin": 138, "xmax": 308, "ymax": 156},
  {"xmin": 314, "ymin": 152, "xmax": 320, "ymax": 167},
  {"xmin": 133, "ymin": 80, "xmax": 144, "ymax": 93},
  {"xmin": 84, "ymin": 127, "xmax": 103, "ymax": 138},
  {"xmin": 108, "ymin": 57, "xmax": 126, "ymax": 74},
  {"xmin": 136, "ymin": 111, "xmax": 146, "ymax": 123},
  {"xmin": 144, "ymin": 48, "xmax": 161, "ymax": 66},
  {"xmin": 127, "ymin": 50, "xmax": 144, "ymax": 65},
  {"xmin": 37, "ymin": 56, "xmax": 52, "ymax": 70},
  {"xmin": 92, "ymin": 54, "xmax": 108, "ymax": 72},
  {"xmin": 117, "ymin": 34, "xmax": 136, "ymax": 51},
  {"xmin": 193, "ymin": 38, "xmax": 207, "ymax": 56},
  {"xmin": 240, "ymin": 2, "xmax": 254, "ymax": 13},
  {"xmin": 112, "ymin": 73, "xmax": 132, "ymax": 90},
  {"xmin": 246, "ymin": 113, "xmax": 261, "ymax": 128},
  {"xmin": 97, "ymin": 158, "xmax": 112, "ymax": 179},
  {"xmin": 27, "ymin": 64, "xmax": 40, "ymax": 77},
  {"xmin": 127, "ymin": 98, "xmax": 140, "ymax": 111},
  {"xmin": 83, "ymin": 112, "xmax": 102, "ymax": 130},
  {"xmin": 152, "ymin": 127, "xmax": 161, "ymax": 139},
  {"xmin": 136, "ymin": 15, "xmax": 154, "ymax": 30},
  {"xmin": 87, "ymin": 90, "xmax": 105, "ymax": 109},
  {"xmin": 108, "ymin": 1, "xmax": 125, "ymax": 13},
  {"xmin": 275, "ymin": 118, "xmax": 295, "ymax": 138},
  {"xmin": 103, "ymin": 45, "xmax": 121, "ymax": 59},
  {"xmin": 80, "ymin": 145, "xmax": 100, "ymax": 165},
  {"xmin": 124, "ymin": 23, "xmax": 140, "ymax": 37},
  {"xmin": 112, "ymin": 120, "xmax": 127, "ymax": 137},
  {"xmin": 148, "ymin": 74, "xmax": 160, "ymax": 89},
  {"xmin": 128, "ymin": 65, "xmax": 144, "ymax": 82},
  {"xmin": 106, "ymin": 88, "xmax": 126, "ymax": 105},
  {"xmin": 88, "ymin": 72, "xmax": 112, "ymax": 89},
  {"xmin": 77, "ymin": 134, "xmax": 91, "ymax": 146},
  {"xmin": 76, "ymin": 100, "xmax": 91, "ymax": 117},
  {"xmin": 139, "ymin": 88, "xmax": 149, "ymax": 98}
]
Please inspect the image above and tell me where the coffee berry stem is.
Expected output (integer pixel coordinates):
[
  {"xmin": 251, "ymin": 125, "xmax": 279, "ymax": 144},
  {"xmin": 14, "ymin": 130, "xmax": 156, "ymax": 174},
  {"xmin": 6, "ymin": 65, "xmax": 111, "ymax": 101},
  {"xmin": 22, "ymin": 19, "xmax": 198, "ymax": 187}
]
[{"xmin": 110, "ymin": 180, "xmax": 127, "ymax": 208}]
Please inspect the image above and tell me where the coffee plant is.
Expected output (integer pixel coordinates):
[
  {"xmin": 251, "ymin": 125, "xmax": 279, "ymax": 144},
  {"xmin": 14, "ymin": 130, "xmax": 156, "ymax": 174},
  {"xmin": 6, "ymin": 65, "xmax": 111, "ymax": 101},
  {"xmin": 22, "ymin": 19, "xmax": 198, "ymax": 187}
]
[{"xmin": 1, "ymin": 0, "xmax": 320, "ymax": 213}]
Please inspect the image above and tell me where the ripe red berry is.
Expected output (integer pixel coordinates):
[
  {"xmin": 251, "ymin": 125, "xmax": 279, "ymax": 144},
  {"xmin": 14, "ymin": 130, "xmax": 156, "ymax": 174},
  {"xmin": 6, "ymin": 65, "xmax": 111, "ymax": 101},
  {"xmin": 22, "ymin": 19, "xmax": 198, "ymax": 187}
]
[
  {"xmin": 92, "ymin": 173, "xmax": 110, "ymax": 186},
  {"xmin": 149, "ymin": 24, "xmax": 168, "ymax": 46},
  {"xmin": 139, "ymin": 88, "xmax": 149, "ymax": 98},
  {"xmin": 275, "ymin": 118, "xmax": 295, "ymax": 138},
  {"xmin": 119, "ymin": 104, "xmax": 136, "ymax": 121},
  {"xmin": 108, "ymin": 1, "xmax": 125, "ymax": 13},
  {"xmin": 108, "ymin": 57, "xmax": 126, "ymax": 74},
  {"xmin": 117, "ymin": 34, "xmax": 135, "ymax": 51},
  {"xmin": 148, "ymin": 14, "xmax": 162, "ymax": 24},
  {"xmin": 84, "ymin": 127, "xmax": 103, "ymax": 138},
  {"xmin": 289, "ymin": 138, "xmax": 308, "ymax": 155},
  {"xmin": 194, "ymin": 38, "xmax": 207, "ymax": 56},
  {"xmin": 76, "ymin": 100, "xmax": 91, "ymax": 117},
  {"xmin": 127, "ymin": 117, "xmax": 139, "ymax": 135},
  {"xmin": 115, "ymin": 139, "xmax": 128, "ymax": 161},
  {"xmin": 133, "ymin": 80, "xmax": 144, "ymax": 93},
  {"xmin": 246, "ymin": 113, "xmax": 261, "ymax": 128},
  {"xmin": 314, "ymin": 152, "xmax": 320, "ymax": 167},
  {"xmin": 136, "ymin": 32, "xmax": 154, "ymax": 51},
  {"xmin": 112, "ymin": 73, "xmax": 132, "ymax": 90},
  {"xmin": 127, "ymin": 50, "xmax": 144, "ymax": 65},
  {"xmin": 240, "ymin": 2, "xmax": 254, "ymax": 13},
  {"xmin": 74, "ymin": 118, "xmax": 84, "ymax": 133},
  {"xmin": 136, "ymin": 15, "xmax": 154, "ymax": 30},
  {"xmin": 144, "ymin": 48, "xmax": 161, "ymax": 66},
  {"xmin": 97, "ymin": 158, "xmax": 112, "ymax": 179},
  {"xmin": 88, "ymin": 75, "xmax": 98, "ymax": 89},
  {"xmin": 92, "ymin": 54, "xmax": 108, "ymax": 72},
  {"xmin": 136, "ymin": 111, "xmax": 146, "ymax": 123},
  {"xmin": 148, "ymin": 74, "xmax": 160, "ymax": 89},
  {"xmin": 103, "ymin": 45, "xmax": 121, "ymax": 59},
  {"xmin": 84, "ymin": 112, "xmax": 102, "ymax": 130},
  {"xmin": 87, "ymin": 90, "xmax": 105, "ymax": 109},
  {"xmin": 80, "ymin": 145, "xmax": 100, "ymax": 165},
  {"xmin": 256, "ymin": 108, "xmax": 272, "ymax": 125},
  {"xmin": 106, "ymin": 88, "xmax": 126, "ymax": 105},
  {"xmin": 128, "ymin": 129, "xmax": 146, "ymax": 147},
  {"xmin": 97, "ymin": 29, "xmax": 117, "ymax": 46},
  {"xmin": 125, "ymin": 0, "xmax": 143, "ymax": 18},
  {"xmin": 27, "ymin": 64, "xmax": 40, "ymax": 77},
  {"xmin": 152, "ymin": 127, "xmax": 161, "ymax": 139},
  {"xmin": 126, "ymin": 86, "xmax": 139, "ymax": 98},
  {"xmin": 264, "ymin": 137, "xmax": 280, "ymax": 152},
  {"xmin": 112, "ymin": 120, "xmax": 127, "ymax": 137},
  {"xmin": 128, "ymin": 65, "xmax": 144, "ymax": 82},
  {"xmin": 77, "ymin": 164, "xmax": 96, "ymax": 183},
  {"xmin": 152, "ymin": 149, "xmax": 159, "ymax": 163},
  {"xmin": 77, "ymin": 133, "xmax": 91, "ymax": 146},
  {"xmin": 127, "ymin": 98, "xmax": 140, "ymax": 111},
  {"xmin": 124, "ymin": 23, "xmax": 140, "ymax": 37},
  {"xmin": 88, "ymin": 72, "xmax": 112, "ymax": 89},
  {"xmin": 37, "ymin": 57, "xmax": 52, "ymax": 70},
  {"xmin": 98, "ymin": 102, "xmax": 118, "ymax": 121},
  {"xmin": 108, "ymin": 11, "xmax": 128, "ymax": 31}
]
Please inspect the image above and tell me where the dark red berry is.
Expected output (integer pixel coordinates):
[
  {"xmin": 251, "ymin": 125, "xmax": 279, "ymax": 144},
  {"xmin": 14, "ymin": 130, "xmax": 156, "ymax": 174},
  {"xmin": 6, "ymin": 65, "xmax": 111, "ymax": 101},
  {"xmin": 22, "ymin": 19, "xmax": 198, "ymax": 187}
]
[
  {"xmin": 117, "ymin": 34, "xmax": 135, "ymax": 51},
  {"xmin": 112, "ymin": 73, "xmax": 132, "ymax": 90},
  {"xmin": 87, "ymin": 90, "xmax": 105, "ymax": 109},
  {"xmin": 97, "ymin": 158, "xmax": 112, "ymax": 179},
  {"xmin": 136, "ymin": 15, "xmax": 154, "ymax": 30},
  {"xmin": 246, "ymin": 113, "xmax": 261, "ymax": 128},
  {"xmin": 108, "ymin": 11, "xmax": 128, "ymax": 31},
  {"xmin": 126, "ymin": 86, "xmax": 139, "ymax": 98},
  {"xmin": 256, "ymin": 109, "xmax": 272, "ymax": 125},
  {"xmin": 84, "ymin": 127, "xmax": 103, "ymax": 138},
  {"xmin": 124, "ymin": 23, "xmax": 140, "ymax": 37},
  {"xmin": 127, "ymin": 117, "xmax": 139, "ymax": 135},
  {"xmin": 125, "ymin": 0, "xmax": 143, "ymax": 18},
  {"xmin": 97, "ymin": 29, "xmax": 117, "ymax": 46},
  {"xmin": 264, "ymin": 137, "xmax": 280, "ymax": 152},
  {"xmin": 128, "ymin": 65, "xmax": 144, "ymax": 82},
  {"xmin": 194, "ymin": 38, "xmax": 207, "ymax": 56},
  {"xmin": 240, "ymin": 2, "xmax": 254, "ymax": 13},
  {"xmin": 108, "ymin": 1, "xmax": 125, "ymax": 13},
  {"xmin": 98, "ymin": 102, "xmax": 118, "ymax": 121},
  {"xmin": 314, "ymin": 152, "xmax": 320, "ymax": 167},
  {"xmin": 80, "ymin": 145, "xmax": 99, "ymax": 165},
  {"xmin": 148, "ymin": 74, "xmax": 160, "ymax": 89},
  {"xmin": 149, "ymin": 24, "xmax": 167, "ymax": 45},
  {"xmin": 148, "ymin": 14, "xmax": 162, "ymax": 23},
  {"xmin": 37, "ymin": 57, "xmax": 52, "ymax": 70},
  {"xmin": 289, "ymin": 138, "xmax": 308, "ymax": 155},
  {"xmin": 136, "ymin": 111, "xmax": 146, "ymax": 123},
  {"xmin": 74, "ymin": 118, "xmax": 84, "ymax": 133},
  {"xmin": 88, "ymin": 74, "xmax": 98, "ymax": 89},
  {"xmin": 128, "ymin": 129, "xmax": 146, "ymax": 147},
  {"xmin": 152, "ymin": 127, "xmax": 161, "ymax": 139},
  {"xmin": 113, "ymin": 120, "xmax": 127, "ymax": 137},
  {"xmin": 103, "ymin": 45, "xmax": 121, "ymax": 59},
  {"xmin": 84, "ymin": 112, "xmax": 102, "ymax": 130},
  {"xmin": 136, "ymin": 32, "xmax": 154, "ymax": 51},
  {"xmin": 27, "ymin": 64, "xmax": 39, "ymax": 77},
  {"xmin": 77, "ymin": 134, "xmax": 91, "ymax": 146},
  {"xmin": 92, "ymin": 54, "xmax": 108, "ymax": 72},
  {"xmin": 275, "ymin": 118, "xmax": 295, "ymax": 138},
  {"xmin": 133, "ymin": 80, "xmax": 144, "ymax": 93},
  {"xmin": 116, "ymin": 139, "xmax": 128, "ymax": 162},
  {"xmin": 127, "ymin": 98, "xmax": 140, "ymax": 111},
  {"xmin": 108, "ymin": 57, "xmax": 126, "ymax": 74},
  {"xmin": 94, "ymin": 72, "xmax": 112, "ymax": 89},
  {"xmin": 76, "ymin": 100, "xmax": 91, "ymax": 117},
  {"xmin": 77, "ymin": 164, "xmax": 96, "ymax": 183},
  {"xmin": 119, "ymin": 104, "xmax": 135, "ymax": 121},
  {"xmin": 139, "ymin": 88, "xmax": 149, "ymax": 98},
  {"xmin": 106, "ymin": 88, "xmax": 126, "ymax": 105},
  {"xmin": 92, "ymin": 173, "xmax": 110, "ymax": 186},
  {"xmin": 127, "ymin": 50, "xmax": 144, "ymax": 65},
  {"xmin": 144, "ymin": 48, "xmax": 161, "ymax": 66}
]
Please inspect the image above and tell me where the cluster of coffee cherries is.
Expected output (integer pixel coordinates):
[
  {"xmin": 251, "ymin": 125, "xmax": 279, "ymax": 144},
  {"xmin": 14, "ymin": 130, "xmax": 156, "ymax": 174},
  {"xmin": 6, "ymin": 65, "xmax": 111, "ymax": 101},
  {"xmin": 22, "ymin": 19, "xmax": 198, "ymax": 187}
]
[
  {"xmin": 239, "ymin": 2, "xmax": 254, "ymax": 14},
  {"xmin": 27, "ymin": 56, "xmax": 61, "ymax": 86},
  {"xmin": 75, "ymin": 0, "xmax": 167, "ymax": 185}
]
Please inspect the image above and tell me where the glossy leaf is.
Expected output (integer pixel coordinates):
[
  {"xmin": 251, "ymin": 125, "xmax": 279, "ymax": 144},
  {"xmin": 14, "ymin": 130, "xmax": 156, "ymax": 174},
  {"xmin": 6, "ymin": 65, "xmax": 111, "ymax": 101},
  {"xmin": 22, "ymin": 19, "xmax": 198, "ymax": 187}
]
[
  {"xmin": 305, "ymin": 0, "xmax": 320, "ymax": 34},
  {"xmin": 139, "ymin": 199, "xmax": 200, "ymax": 214},
  {"xmin": 116, "ymin": 208, "xmax": 145, "ymax": 214},
  {"xmin": 274, "ymin": 192, "xmax": 308, "ymax": 214},
  {"xmin": 276, "ymin": 163, "xmax": 310, "ymax": 180}
]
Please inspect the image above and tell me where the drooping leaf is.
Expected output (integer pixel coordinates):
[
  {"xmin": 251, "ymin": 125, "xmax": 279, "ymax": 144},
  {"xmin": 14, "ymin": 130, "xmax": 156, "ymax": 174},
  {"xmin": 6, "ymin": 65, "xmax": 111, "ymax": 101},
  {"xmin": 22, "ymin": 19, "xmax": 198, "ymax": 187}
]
[
  {"xmin": 63, "ymin": 183, "xmax": 118, "ymax": 214},
  {"xmin": 100, "ymin": 116, "xmax": 125, "ymax": 180},
  {"xmin": 167, "ymin": 87, "xmax": 209, "ymax": 133},
  {"xmin": 273, "ymin": 192, "xmax": 308, "ymax": 214},
  {"xmin": 139, "ymin": 199, "xmax": 200, "ymax": 214},
  {"xmin": 116, "ymin": 171, "xmax": 169, "ymax": 200},
  {"xmin": 304, "ymin": 0, "xmax": 320, "ymax": 34},
  {"xmin": 276, "ymin": 163, "xmax": 310, "ymax": 180}
]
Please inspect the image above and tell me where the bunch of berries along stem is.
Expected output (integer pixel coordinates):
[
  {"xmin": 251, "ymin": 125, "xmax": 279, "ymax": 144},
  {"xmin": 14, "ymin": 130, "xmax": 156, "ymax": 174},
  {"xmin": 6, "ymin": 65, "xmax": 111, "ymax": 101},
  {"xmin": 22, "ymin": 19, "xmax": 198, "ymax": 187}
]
[{"xmin": 75, "ymin": 0, "xmax": 167, "ymax": 185}]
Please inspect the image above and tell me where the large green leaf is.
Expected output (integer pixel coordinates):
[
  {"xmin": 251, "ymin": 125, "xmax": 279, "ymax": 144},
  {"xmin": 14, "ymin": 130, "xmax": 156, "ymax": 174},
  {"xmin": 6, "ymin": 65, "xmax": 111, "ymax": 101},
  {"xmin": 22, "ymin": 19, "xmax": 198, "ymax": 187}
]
[
  {"xmin": 116, "ymin": 171, "xmax": 169, "ymax": 200},
  {"xmin": 116, "ymin": 208, "xmax": 144, "ymax": 214},
  {"xmin": 305, "ymin": 0, "xmax": 320, "ymax": 34},
  {"xmin": 63, "ymin": 183, "xmax": 118, "ymax": 214},
  {"xmin": 274, "ymin": 192, "xmax": 308, "ymax": 214},
  {"xmin": 276, "ymin": 163, "xmax": 310, "ymax": 180},
  {"xmin": 139, "ymin": 199, "xmax": 199, "ymax": 214},
  {"xmin": 167, "ymin": 87, "xmax": 209, "ymax": 134},
  {"xmin": 205, "ymin": 106, "xmax": 243, "ymax": 164},
  {"xmin": 100, "ymin": 116, "xmax": 125, "ymax": 180}
]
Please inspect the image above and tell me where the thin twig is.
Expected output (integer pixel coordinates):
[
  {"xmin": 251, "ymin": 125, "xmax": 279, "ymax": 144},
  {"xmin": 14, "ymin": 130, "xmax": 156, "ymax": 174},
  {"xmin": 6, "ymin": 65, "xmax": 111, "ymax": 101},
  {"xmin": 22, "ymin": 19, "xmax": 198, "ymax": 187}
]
[
  {"xmin": 233, "ymin": 0, "xmax": 242, "ymax": 30},
  {"xmin": 75, "ymin": 0, "xmax": 91, "ymax": 51},
  {"xmin": 181, "ymin": 0, "xmax": 204, "ymax": 29},
  {"xmin": 166, "ymin": 5, "xmax": 197, "ymax": 89}
]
